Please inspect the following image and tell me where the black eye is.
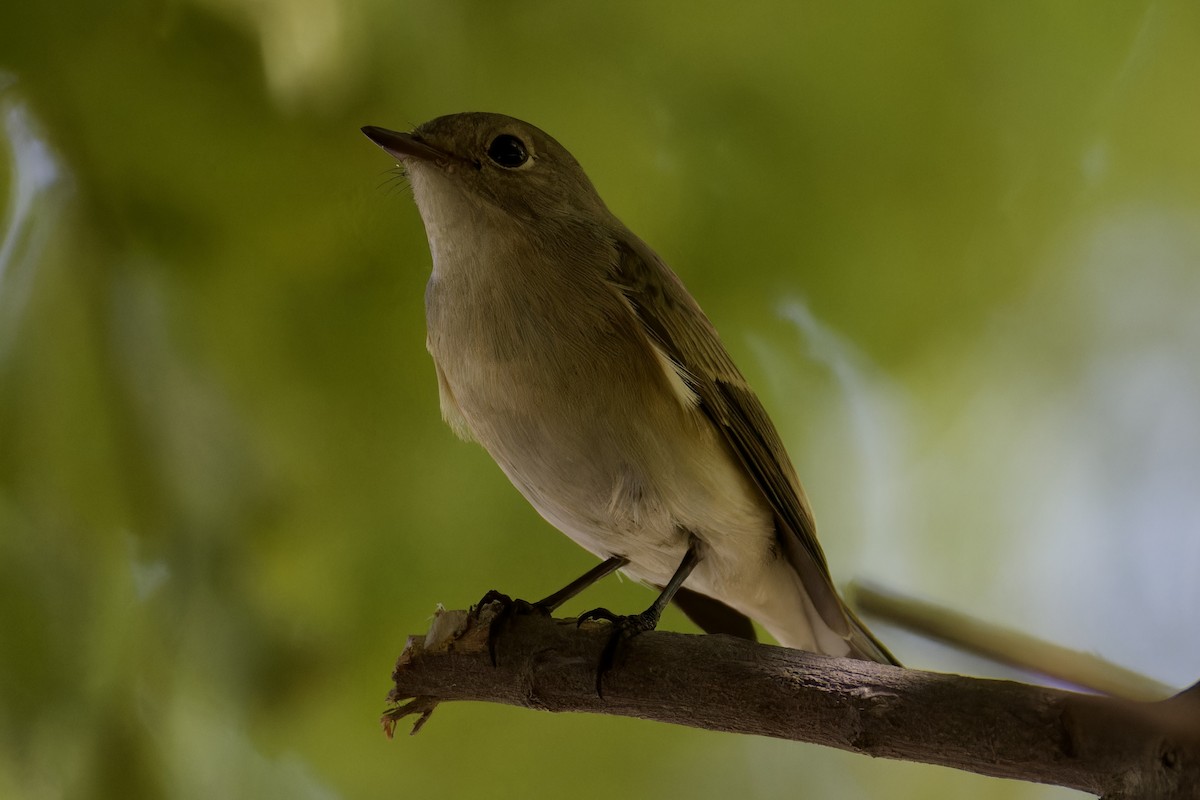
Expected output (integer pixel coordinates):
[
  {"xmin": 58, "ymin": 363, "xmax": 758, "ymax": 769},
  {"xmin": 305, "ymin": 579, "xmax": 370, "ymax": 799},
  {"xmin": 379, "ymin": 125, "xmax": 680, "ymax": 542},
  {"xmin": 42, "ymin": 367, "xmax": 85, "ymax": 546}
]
[{"xmin": 487, "ymin": 134, "xmax": 529, "ymax": 168}]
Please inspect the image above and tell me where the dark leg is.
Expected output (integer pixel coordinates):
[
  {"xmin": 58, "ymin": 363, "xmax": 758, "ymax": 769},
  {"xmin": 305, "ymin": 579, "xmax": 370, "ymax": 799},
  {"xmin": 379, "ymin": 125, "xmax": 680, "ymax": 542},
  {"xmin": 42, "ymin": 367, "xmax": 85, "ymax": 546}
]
[
  {"xmin": 535, "ymin": 556, "xmax": 629, "ymax": 611},
  {"xmin": 473, "ymin": 555, "xmax": 629, "ymax": 665},
  {"xmin": 577, "ymin": 539, "xmax": 702, "ymax": 696}
]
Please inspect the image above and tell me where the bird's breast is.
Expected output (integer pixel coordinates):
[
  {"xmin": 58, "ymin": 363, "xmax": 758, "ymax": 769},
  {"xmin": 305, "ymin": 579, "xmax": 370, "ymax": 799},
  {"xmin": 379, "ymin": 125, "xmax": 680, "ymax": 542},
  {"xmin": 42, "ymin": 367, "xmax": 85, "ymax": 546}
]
[
  {"xmin": 424, "ymin": 260, "xmax": 702, "ymax": 539},
  {"xmin": 422, "ymin": 248, "xmax": 775, "ymax": 591}
]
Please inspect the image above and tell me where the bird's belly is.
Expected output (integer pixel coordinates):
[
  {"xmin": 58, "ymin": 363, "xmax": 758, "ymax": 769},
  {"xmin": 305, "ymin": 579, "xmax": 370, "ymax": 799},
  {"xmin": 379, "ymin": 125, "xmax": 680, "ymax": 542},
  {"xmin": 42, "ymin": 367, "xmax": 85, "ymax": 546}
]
[{"xmin": 438, "ymin": 347, "xmax": 778, "ymax": 593}]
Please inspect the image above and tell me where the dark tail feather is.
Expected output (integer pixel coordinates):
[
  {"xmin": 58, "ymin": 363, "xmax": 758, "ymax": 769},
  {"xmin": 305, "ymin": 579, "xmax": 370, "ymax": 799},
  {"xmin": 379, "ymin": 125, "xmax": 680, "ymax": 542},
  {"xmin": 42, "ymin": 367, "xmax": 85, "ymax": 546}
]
[
  {"xmin": 844, "ymin": 603, "xmax": 901, "ymax": 666},
  {"xmin": 671, "ymin": 587, "xmax": 758, "ymax": 641}
]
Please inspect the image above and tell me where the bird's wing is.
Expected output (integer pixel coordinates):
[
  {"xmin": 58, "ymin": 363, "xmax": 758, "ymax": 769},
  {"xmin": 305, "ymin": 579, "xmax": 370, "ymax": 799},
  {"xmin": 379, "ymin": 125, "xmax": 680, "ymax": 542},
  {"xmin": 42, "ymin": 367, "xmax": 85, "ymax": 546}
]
[{"xmin": 607, "ymin": 232, "xmax": 897, "ymax": 665}]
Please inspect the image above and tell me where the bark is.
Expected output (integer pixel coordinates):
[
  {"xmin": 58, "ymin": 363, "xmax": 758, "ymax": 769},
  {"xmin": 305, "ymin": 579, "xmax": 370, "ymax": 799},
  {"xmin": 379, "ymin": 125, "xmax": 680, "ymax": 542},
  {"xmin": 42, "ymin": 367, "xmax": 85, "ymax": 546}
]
[{"xmin": 383, "ymin": 604, "xmax": 1200, "ymax": 799}]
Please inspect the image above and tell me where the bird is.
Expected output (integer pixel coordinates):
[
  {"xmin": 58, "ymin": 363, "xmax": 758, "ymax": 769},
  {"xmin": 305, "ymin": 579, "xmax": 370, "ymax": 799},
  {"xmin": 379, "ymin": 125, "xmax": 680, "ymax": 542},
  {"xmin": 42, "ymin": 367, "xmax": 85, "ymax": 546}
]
[{"xmin": 362, "ymin": 112, "xmax": 898, "ymax": 670}]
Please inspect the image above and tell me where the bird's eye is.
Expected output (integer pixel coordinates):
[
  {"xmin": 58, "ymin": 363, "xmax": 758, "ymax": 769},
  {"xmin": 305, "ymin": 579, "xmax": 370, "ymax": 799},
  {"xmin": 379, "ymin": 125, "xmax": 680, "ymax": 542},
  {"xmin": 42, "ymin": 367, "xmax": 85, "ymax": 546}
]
[{"xmin": 487, "ymin": 134, "xmax": 529, "ymax": 168}]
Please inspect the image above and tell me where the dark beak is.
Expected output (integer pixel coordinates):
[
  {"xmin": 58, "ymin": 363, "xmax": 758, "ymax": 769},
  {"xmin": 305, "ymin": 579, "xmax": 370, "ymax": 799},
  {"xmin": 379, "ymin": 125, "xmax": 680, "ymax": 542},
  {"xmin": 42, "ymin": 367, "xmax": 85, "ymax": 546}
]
[{"xmin": 361, "ymin": 125, "xmax": 454, "ymax": 164}]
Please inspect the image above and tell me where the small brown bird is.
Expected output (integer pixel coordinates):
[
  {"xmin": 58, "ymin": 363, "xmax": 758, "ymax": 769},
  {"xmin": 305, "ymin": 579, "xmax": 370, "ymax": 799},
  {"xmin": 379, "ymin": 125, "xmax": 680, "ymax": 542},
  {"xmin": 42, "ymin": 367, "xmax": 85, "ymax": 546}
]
[{"xmin": 363, "ymin": 113, "xmax": 897, "ymax": 667}]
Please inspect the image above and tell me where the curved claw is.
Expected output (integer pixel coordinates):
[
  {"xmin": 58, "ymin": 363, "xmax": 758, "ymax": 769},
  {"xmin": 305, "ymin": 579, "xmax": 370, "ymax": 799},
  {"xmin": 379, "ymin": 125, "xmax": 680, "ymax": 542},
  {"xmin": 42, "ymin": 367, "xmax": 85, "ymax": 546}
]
[
  {"xmin": 578, "ymin": 609, "xmax": 664, "ymax": 697},
  {"xmin": 472, "ymin": 589, "xmax": 514, "ymax": 619},
  {"xmin": 472, "ymin": 590, "xmax": 550, "ymax": 666},
  {"xmin": 576, "ymin": 606, "xmax": 621, "ymax": 627}
]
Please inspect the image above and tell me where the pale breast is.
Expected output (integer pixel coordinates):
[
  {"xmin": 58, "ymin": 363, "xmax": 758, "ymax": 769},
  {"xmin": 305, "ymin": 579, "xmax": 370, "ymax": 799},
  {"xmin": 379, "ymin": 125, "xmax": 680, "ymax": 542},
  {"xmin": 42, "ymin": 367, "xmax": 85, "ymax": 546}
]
[{"xmin": 423, "ymin": 236, "xmax": 775, "ymax": 590}]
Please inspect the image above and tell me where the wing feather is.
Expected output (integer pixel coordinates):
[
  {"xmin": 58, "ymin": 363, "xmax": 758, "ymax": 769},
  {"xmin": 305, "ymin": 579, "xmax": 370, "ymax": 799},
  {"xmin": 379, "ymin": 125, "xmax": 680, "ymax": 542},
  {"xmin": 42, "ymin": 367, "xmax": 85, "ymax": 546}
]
[{"xmin": 607, "ymin": 233, "xmax": 898, "ymax": 665}]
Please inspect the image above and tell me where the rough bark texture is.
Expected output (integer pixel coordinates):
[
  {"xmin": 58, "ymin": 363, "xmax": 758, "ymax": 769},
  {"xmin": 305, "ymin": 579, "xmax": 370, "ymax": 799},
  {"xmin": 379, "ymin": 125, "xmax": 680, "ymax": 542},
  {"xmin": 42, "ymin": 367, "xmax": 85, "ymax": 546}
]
[{"xmin": 383, "ymin": 604, "xmax": 1200, "ymax": 799}]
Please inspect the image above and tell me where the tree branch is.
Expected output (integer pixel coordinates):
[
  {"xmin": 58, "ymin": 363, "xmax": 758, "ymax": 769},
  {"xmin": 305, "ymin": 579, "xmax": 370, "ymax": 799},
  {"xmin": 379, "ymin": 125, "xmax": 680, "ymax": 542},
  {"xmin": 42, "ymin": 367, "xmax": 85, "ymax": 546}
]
[
  {"xmin": 383, "ymin": 604, "xmax": 1200, "ymax": 799},
  {"xmin": 848, "ymin": 581, "xmax": 1177, "ymax": 701}
]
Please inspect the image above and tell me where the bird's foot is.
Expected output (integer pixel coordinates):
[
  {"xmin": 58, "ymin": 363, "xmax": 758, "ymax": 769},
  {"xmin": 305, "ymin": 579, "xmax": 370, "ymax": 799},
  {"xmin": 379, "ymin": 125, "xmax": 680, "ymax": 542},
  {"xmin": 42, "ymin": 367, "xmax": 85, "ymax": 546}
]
[
  {"xmin": 576, "ymin": 606, "xmax": 662, "ymax": 697},
  {"xmin": 471, "ymin": 590, "xmax": 551, "ymax": 666}
]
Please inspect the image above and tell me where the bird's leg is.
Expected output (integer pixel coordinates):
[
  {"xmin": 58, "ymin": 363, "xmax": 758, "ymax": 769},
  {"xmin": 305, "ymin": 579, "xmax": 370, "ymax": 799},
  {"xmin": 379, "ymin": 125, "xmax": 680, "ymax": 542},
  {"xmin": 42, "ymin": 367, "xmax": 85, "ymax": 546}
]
[
  {"xmin": 534, "ymin": 555, "xmax": 630, "ymax": 611},
  {"xmin": 473, "ymin": 555, "xmax": 628, "ymax": 665},
  {"xmin": 577, "ymin": 537, "xmax": 702, "ymax": 696}
]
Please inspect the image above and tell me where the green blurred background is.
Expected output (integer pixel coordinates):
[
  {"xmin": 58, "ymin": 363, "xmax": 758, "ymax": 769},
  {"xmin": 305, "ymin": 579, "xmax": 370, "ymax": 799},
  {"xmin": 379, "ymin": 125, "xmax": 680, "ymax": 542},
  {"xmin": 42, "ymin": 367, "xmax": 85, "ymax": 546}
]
[{"xmin": 2, "ymin": 1, "xmax": 1199, "ymax": 798}]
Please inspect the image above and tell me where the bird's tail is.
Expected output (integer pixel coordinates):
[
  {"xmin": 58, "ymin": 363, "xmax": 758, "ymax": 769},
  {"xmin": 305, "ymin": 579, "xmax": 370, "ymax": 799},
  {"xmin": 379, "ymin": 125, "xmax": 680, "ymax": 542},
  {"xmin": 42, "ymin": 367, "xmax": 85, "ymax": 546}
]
[{"xmin": 843, "ymin": 601, "xmax": 901, "ymax": 666}]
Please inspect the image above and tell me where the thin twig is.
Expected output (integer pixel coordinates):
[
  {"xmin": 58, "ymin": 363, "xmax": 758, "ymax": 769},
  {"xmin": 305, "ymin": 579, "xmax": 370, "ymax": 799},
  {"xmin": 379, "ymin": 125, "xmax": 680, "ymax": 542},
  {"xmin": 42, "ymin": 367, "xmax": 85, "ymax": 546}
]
[{"xmin": 847, "ymin": 581, "xmax": 1175, "ymax": 700}]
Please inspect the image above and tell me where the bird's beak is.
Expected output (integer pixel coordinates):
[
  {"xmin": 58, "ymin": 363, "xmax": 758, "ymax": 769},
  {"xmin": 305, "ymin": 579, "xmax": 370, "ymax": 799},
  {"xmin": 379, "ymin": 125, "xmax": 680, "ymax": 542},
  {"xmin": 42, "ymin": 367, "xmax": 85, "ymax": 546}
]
[{"xmin": 361, "ymin": 125, "xmax": 456, "ymax": 165}]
